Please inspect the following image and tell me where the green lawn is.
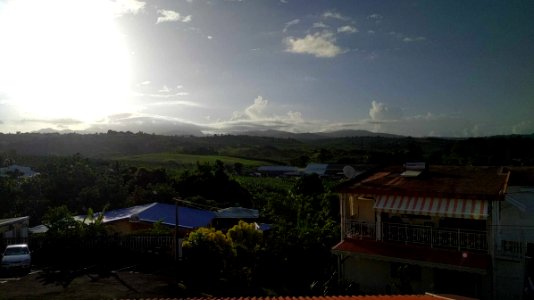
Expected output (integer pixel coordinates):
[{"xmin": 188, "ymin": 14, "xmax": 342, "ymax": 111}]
[{"xmin": 110, "ymin": 152, "xmax": 270, "ymax": 170}]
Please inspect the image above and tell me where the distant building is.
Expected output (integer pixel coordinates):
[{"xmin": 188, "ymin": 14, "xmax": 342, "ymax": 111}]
[
  {"xmin": 76, "ymin": 202, "xmax": 215, "ymax": 236},
  {"xmin": 257, "ymin": 165, "xmax": 299, "ymax": 177},
  {"xmin": 213, "ymin": 206, "xmax": 260, "ymax": 230},
  {"xmin": 303, "ymin": 163, "xmax": 369, "ymax": 178},
  {"xmin": 0, "ymin": 165, "xmax": 39, "ymax": 178},
  {"xmin": 0, "ymin": 216, "xmax": 30, "ymax": 246}
]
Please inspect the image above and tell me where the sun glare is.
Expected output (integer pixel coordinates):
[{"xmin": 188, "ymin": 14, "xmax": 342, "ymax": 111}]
[{"xmin": 0, "ymin": 0, "xmax": 133, "ymax": 125}]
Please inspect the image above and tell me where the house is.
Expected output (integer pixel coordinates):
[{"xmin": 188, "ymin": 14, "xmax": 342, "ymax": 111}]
[
  {"xmin": 77, "ymin": 202, "xmax": 216, "ymax": 236},
  {"xmin": 0, "ymin": 164, "xmax": 39, "ymax": 178},
  {"xmin": 257, "ymin": 165, "xmax": 299, "ymax": 177},
  {"xmin": 0, "ymin": 216, "xmax": 30, "ymax": 246},
  {"xmin": 332, "ymin": 164, "xmax": 510, "ymax": 299},
  {"xmin": 212, "ymin": 206, "xmax": 260, "ymax": 230},
  {"xmin": 303, "ymin": 163, "xmax": 369, "ymax": 178},
  {"xmin": 491, "ymin": 167, "xmax": 534, "ymax": 299}
]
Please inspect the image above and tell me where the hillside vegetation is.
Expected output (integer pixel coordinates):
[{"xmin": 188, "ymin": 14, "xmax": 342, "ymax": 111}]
[{"xmin": 1, "ymin": 131, "xmax": 534, "ymax": 167}]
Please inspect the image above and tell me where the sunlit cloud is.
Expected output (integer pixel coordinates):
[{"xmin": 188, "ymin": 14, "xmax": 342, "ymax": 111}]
[
  {"xmin": 337, "ymin": 25, "xmax": 358, "ymax": 34},
  {"xmin": 369, "ymin": 100, "xmax": 402, "ymax": 121},
  {"xmin": 156, "ymin": 9, "xmax": 192, "ymax": 24},
  {"xmin": 207, "ymin": 96, "xmax": 312, "ymax": 133},
  {"xmin": 313, "ymin": 22, "xmax": 328, "ymax": 29},
  {"xmin": 285, "ymin": 31, "xmax": 345, "ymax": 58},
  {"xmin": 323, "ymin": 11, "xmax": 349, "ymax": 21},
  {"xmin": 283, "ymin": 19, "xmax": 300, "ymax": 33},
  {"xmin": 112, "ymin": 0, "xmax": 146, "ymax": 16}
]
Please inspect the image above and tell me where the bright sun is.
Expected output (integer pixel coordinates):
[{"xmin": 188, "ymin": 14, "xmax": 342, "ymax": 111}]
[{"xmin": 0, "ymin": 0, "xmax": 133, "ymax": 125}]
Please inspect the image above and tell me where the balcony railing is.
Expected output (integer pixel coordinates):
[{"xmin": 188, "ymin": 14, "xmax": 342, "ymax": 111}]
[
  {"xmin": 344, "ymin": 220, "xmax": 488, "ymax": 252},
  {"xmin": 383, "ymin": 222, "xmax": 488, "ymax": 251},
  {"xmin": 344, "ymin": 221, "xmax": 376, "ymax": 239}
]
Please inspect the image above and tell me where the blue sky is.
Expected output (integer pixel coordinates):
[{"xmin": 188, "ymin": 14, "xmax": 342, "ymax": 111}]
[{"xmin": 0, "ymin": 0, "xmax": 533, "ymax": 137}]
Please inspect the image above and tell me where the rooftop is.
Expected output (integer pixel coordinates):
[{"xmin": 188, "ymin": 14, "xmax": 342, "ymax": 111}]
[
  {"xmin": 126, "ymin": 295, "xmax": 476, "ymax": 300},
  {"xmin": 338, "ymin": 165, "xmax": 509, "ymax": 201}
]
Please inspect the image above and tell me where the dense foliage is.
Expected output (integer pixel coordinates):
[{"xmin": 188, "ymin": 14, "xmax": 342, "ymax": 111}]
[{"xmin": 1, "ymin": 132, "xmax": 534, "ymax": 167}]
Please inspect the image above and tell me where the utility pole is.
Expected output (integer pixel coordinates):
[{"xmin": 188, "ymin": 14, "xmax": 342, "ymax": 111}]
[{"xmin": 174, "ymin": 197, "xmax": 181, "ymax": 262}]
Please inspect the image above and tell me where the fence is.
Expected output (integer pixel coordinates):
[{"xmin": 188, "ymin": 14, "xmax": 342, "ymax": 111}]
[
  {"xmin": 382, "ymin": 222, "xmax": 488, "ymax": 251},
  {"xmin": 343, "ymin": 220, "xmax": 488, "ymax": 252},
  {"xmin": 1, "ymin": 235, "xmax": 177, "ymax": 255}
]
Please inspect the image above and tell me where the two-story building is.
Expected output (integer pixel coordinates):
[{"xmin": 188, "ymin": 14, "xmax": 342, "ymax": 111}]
[{"xmin": 332, "ymin": 164, "xmax": 509, "ymax": 299}]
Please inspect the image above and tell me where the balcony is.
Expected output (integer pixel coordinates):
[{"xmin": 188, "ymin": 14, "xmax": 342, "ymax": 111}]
[{"xmin": 344, "ymin": 220, "xmax": 488, "ymax": 252}]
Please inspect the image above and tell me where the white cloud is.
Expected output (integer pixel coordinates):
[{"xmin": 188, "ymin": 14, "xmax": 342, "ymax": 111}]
[
  {"xmin": 156, "ymin": 9, "xmax": 192, "ymax": 24},
  {"xmin": 367, "ymin": 14, "xmax": 383, "ymax": 20},
  {"xmin": 285, "ymin": 31, "xmax": 345, "ymax": 58},
  {"xmin": 367, "ymin": 30, "xmax": 375, "ymax": 34},
  {"xmin": 313, "ymin": 22, "xmax": 328, "ymax": 29},
  {"xmin": 207, "ymin": 35, "xmax": 213, "ymax": 40},
  {"xmin": 232, "ymin": 96, "xmax": 268, "ymax": 120},
  {"xmin": 337, "ymin": 25, "xmax": 358, "ymax": 34},
  {"xmin": 323, "ymin": 11, "xmax": 349, "ymax": 21},
  {"xmin": 182, "ymin": 15, "xmax": 192, "ymax": 23},
  {"xmin": 283, "ymin": 19, "xmax": 300, "ymax": 33},
  {"xmin": 403, "ymin": 36, "xmax": 426, "ymax": 42},
  {"xmin": 212, "ymin": 96, "xmax": 312, "ymax": 133},
  {"xmin": 112, "ymin": 0, "xmax": 146, "ymax": 16},
  {"xmin": 159, "ymin": 85, "xmax": 171, "ymax": 93},
  {"xmin": 369, "ymin": 101, "xmax": 402, "ymax": 121},
  {"xmin": 140, "ymin": 81, "xmax": 151, "ymax": 85}
]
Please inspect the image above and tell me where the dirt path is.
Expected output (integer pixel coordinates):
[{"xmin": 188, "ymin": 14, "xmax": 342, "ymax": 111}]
[{"xmin": 0, "ymin": 269, "xmax": 181, "ymax": 299}]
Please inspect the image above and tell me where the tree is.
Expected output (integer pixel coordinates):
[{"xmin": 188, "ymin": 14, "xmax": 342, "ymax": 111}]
[
  {"xmin": 227, "ymin": 221, "xmax": 264, "ymax": 291},
  {"xmin": 42, "ymin": 205, "xmax": 79, "ymax": 238},
  {"xmin": 182, "ymin": 227, "xmax": 235, "ymax": 292}
]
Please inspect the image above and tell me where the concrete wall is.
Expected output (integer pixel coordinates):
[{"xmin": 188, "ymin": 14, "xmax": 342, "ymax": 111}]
[{"xmin": 341, "ymin": 255, "xmax": 434, "ymax": 295}]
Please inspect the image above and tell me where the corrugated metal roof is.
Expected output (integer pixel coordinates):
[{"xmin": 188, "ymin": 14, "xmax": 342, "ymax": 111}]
[
  {"xmin": 258, "ymin": 166, "xmax": 299, "ymax": 172},
  {"xmin": 100, "ymin": 203, "xmax": 157, "ymax": 223},
  {"xmin": 138, "ymin": 203, "xmax": 215, "ymax": 229},
  {"xmin": 0, "ymin": 216, "xmax": 29, "ymax": 227},
  {"xmin": 505, "ymin": 186, "xmax": 534, "ymax": 213},
  {"xmin": 78, "ymin": 202, "xmax": 215, "ymax": 229},
  {"xmin": 120, "ymin": 294, "xmax": 470, "ymax": 300},
  {"xmin": 304, "ymin": 163, "xmax": 329, "ymax": 175},
  {"xmin": 216, "ymin": 207, "xmax": 259, "ymax": 219}
]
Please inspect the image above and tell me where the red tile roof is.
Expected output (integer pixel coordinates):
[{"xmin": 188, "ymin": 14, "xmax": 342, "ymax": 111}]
[
  {"xmin": 127, "ymin": 296, "xmax": 474, "ymax": 300},
  {"xmin": 332, "ymin": 239, "xmax": 490, "ymax": 274},
  {"xmin": 338, "ymin": 165, "xmax": 508, "ymax": 201}
]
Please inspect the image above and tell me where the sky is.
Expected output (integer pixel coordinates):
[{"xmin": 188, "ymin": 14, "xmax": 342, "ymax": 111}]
[{"xmin": 0, "ymin": 0, "xmax": 533, "ymax": 137}]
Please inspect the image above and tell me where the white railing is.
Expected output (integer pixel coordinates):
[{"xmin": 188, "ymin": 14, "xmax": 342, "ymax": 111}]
[
  {"xmin": 382, "ymin": 223, "xmax": 487, "ymax": 251},
  {"xmin": 343, "ymin": 220, "xmax": 488, "ymax": 252},
  {"xmin": 344, "ymin": 220, "xmax": 376, "ymax": 239}
]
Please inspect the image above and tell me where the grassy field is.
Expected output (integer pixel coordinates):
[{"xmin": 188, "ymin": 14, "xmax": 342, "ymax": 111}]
[{"xmin": 110, "ymin": 152, "xmax": 271, "ymax": 170}]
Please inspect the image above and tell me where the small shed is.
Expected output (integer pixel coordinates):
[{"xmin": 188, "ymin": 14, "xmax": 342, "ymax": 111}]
[
  {"xmin": 213, "ymin": 207, "xmax": 260, "ymax": 230},
  {"xmin": 0, "ymin": 216, "xmax": 30, "ymax": 242}
]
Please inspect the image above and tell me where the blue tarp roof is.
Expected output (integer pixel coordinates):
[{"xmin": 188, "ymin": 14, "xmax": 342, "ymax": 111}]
[
  {"xmin": 100, "ymin": 203, "xmax": 156, "ymax": 223},
  {"xmin": 78, "ymin": 202, "xmax": 216, "ymax": 229},
  {"xmin": 137, "ymin": 203, "xmax": 216, "ymax": 229}
]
